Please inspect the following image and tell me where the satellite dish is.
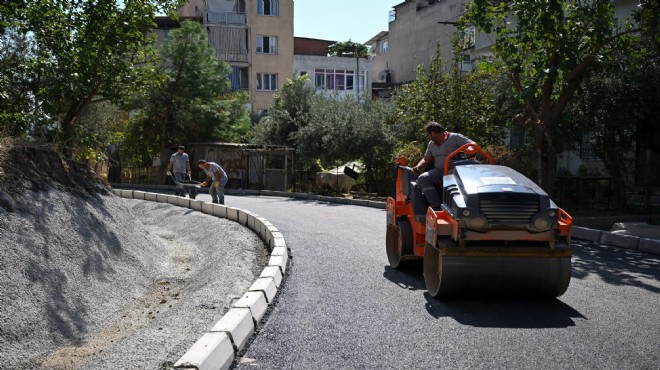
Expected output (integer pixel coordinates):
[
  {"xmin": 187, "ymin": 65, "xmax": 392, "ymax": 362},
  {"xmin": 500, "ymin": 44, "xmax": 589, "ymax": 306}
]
[{"xmin": 378, "ymin": 70, "xmax": 388, "ymax": 81}]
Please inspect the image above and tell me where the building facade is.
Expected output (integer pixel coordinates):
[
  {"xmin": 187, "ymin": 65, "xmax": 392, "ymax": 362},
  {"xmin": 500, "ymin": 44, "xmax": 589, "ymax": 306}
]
[
  {"xmin": 367, "ymin": 0, "xmax": 467, "ymax": 90},
  {"xmin": 165, "ymin": 0, "xmax": 294, "ymax": 113},
  {"xmin": 293, "ymin": 37, "xmax": 370, "ymax": 101}
]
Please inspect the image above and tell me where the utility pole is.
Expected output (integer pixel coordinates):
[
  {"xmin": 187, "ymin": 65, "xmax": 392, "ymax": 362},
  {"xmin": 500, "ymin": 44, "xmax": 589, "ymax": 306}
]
[{"xmin": 355, "ymin": 43, "xmax": 361, "ymax": 103}]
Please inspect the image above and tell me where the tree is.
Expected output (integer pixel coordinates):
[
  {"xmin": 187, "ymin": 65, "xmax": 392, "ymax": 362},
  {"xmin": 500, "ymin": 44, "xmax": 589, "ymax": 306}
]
[
  {"xmin": 567, "ymin": 38, "xmax": 660, "ymax": 207},
  {"xmin": 294, "ymin": 94, "xmax": 398, "ymax": 194},
  {"xmin": 464, "ymin": 0, "xmax": 653, "ymax": 195},
  {"xmin": 127, "ymin": 20, "xmax": 247, "ymax": 167},
  {"xmin": 327, "ymin": 40, "xmax": 369, "ymax": 58},
  {"xmin": 328, "ymin": 40, "xmax": 369, "ymax": 101},
  {"xmin": 0, "ymin": 0, "xmax": 186, "ymax": 156},
  {"xmin": 393, "ymin": 44, "xmax": 508, "ymax": 151},
  {"xmin": 251, "ymin": 75, "xmax": 315, "ymax": 147}
]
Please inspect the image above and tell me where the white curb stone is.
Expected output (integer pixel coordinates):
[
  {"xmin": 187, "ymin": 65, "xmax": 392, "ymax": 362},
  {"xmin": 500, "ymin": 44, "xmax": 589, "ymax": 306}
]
[
  {"xmin": 238, "ymin": 209, "xmax": 250, "ymax": 226},
  {"xmin": 249, "ymin": 277, "xmax": 278, "ymax": 303},
  {"xmin": 233, "ymin": 291, "xmax": 268, "ymax": 323},
  {"xmin": 271, "ymin": 235, "xmax": 286, "ymax": 250},
  {"xmin": 132, "ymin": 191, "xmax": 146, "ymax": 200},
  {"xmin": 190, "ymin": 199, "xmax": 203, "ymax": 211},
  {"xmin": 268, "ymin": 255, "xmax": 288, "ymax": 274},
  {"xmin": 176, "ymin": 196, "xmax": 190, "ymax": 208},
  {"xmin": 260, "ymin": 266, "xmax": 283, "ymax": 287},
  {"xmin": 210, "ymin": 307, "xmax": 255, "ymax": 351},
  {"xmin": 226, "ymin": 207, "xmax": 239, "ymax": 222},
  {"xmin": 156, "ymin": 193, "xmax": 168, "ymax": 203},
  {"xmin": 201, "ymin": 202, "xmax": 214, "ymax": 215},
  {"xmin": 167, "ymin": 195, "xmax": 179, "ymax": 206},
  {"xmin": 212, "ymin": 204, "xmax": 228, "ymax": 218},
  {"xmin": 639, "ymin": 238, "xmax": 660, "ymax": 255},
  {"xmin": 600, "ymin": 232, "xmax": 639, "ymax": 250},
  {"xmin": 173, "ymin": 331, "xmax": 234, "ymax": 370},
  {"xmin": 571, "ymin": 226, "xmax": 603, "ymax": 243}
]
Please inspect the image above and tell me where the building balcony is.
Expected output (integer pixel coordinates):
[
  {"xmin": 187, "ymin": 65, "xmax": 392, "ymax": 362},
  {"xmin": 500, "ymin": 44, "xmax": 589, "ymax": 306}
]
[
  {"xmin": 215, "ymin": 51, "xmax": 249, "ymax": 63},
  {"xmin": 207, "ymin": 11, "xmax": 246, "ymax": 25}
]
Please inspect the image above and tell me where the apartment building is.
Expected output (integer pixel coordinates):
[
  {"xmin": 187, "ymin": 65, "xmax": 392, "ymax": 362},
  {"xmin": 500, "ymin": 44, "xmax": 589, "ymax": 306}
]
[
  {"xmin": 163, "ymin": 0, "xmax": 294, "ymax": 113},
  {"xmin": 293, "ymin": 38, "xmax": 371, "ymax": 100},
  {"xmin": 367, "ymin": 0, "xmax": 467, "ymax": 89}
]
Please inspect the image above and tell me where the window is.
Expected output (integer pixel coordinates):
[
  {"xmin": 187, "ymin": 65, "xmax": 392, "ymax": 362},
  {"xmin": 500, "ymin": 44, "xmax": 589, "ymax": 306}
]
[
  {"xmin": 388, "ymin": 10, "xmax": 396, "ymax": 22},
  {"xmin": 257, "ymin": 0, "xmax": 278, "ymax": 16},
  {"xmin": 257, "ymin": 73, "xmax": 277, "ymax": 91},
  {"xmin": 382, "ymin": 39, "xmax": 388, "ymax": 54},
  {"xmin": 465, "ymin": 26, "xmax": 475, "ymax": 46},
  {"xmin": 314, "ymin": 69, "xmax": 366, "ymax": 91},
  {"xmin": 256, "ymin": 36, "xmax": 278, "ymax": 54}
]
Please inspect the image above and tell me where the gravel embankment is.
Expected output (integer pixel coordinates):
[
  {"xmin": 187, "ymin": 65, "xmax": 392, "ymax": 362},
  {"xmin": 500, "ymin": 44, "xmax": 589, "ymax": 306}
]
[{"xmin": 0, "ymin": 192, "xmax": 268, "ymax": 369}]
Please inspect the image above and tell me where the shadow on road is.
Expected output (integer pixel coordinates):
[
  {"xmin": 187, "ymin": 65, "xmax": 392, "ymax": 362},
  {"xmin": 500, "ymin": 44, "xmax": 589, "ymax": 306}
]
[
  {"xmin": 571, "ymin": 240, "xmax": 660, "ymax": 294},
  {"xmin": 423, "ymin": 294, "xmax": 585, "ymax": 328},
  {"xmin": 383, "ymin": 264, "xmax": 585, "ymax": 329},
  {"xmin": 382, "ymin": 262, "xmax": 425, "ymax": 291}
]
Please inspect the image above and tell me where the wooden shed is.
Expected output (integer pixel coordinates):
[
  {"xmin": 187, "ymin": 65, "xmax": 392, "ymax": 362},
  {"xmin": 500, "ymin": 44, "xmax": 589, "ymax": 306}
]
[{"xmin": 186, "ymin": 142, "xmax": 294, "ymax": 191}]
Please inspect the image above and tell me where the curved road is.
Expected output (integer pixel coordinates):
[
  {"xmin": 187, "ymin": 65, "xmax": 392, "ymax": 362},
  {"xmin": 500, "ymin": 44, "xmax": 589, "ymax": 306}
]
[{"xmin": 210, "ymin": 193, "xmax": 659, "ymax": 369}]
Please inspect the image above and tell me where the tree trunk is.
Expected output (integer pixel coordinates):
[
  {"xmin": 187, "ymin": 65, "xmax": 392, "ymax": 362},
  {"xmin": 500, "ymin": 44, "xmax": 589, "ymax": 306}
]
[
  {"xmin": 532, "ymin": 118, "xmax": 558, "ymax": 197},
  {"xmin": 160, "ymin": 117, "xmax": 169, "ymax": 185}
]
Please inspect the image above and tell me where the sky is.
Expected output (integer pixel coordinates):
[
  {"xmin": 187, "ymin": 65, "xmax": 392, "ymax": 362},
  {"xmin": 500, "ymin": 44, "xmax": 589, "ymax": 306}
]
[{"xmin": 294, "ymin": 0, "xmax": 403, "ymax": 44}]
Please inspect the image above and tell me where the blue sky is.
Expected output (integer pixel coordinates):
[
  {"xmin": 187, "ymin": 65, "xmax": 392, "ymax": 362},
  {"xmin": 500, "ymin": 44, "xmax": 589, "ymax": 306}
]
[{"xmin": 294, "ymin": 0, "xmax": 403, "ymax": 44}]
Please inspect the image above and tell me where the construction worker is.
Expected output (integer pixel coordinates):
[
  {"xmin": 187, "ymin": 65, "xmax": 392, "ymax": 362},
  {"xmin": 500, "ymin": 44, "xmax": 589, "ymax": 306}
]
[
  {"xmin": 411, "ymin": 122, "xmax": 475, "ymax": 209},
  {"xmin": 166, "ymin": 145, "xmax": 191, "ymax": 196},
  {"xmin": 197, "ymin": 159, "xmax": 228, "ymax": 204}
]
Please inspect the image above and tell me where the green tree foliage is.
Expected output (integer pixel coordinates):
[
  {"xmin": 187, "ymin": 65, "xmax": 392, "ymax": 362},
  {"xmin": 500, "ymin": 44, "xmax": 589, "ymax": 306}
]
[
  {"xmin": 250, "ymin": 75, "xmax": 399, "ymax": 194},
  {"xmin": 251, "ymin": 75, "xmax": 315, "ymax": 147},
  {"xmin": 294, "ymin": 95, "xmax": 398, "ymax": 194},
  {"xmin": 327, "ymin": 40, "xmax": 369, "ymax": 58},
  {"xmin": 126, "ymin": 20, "xmax": 249, "ymax": 167},
  {"xmin": 567, "ymin": 36, "xmax": 660, "ymax": 206},
  {"xmin": 0, "ymin": 0, "xmax": 185, "ymax": 156},
  {"xmin": 393, "ymin": 44, "xmax": 508, "ymax": 153},
  {"xmin": 464, "ymin": 0, "xmax": 653, "ymax": 194}
]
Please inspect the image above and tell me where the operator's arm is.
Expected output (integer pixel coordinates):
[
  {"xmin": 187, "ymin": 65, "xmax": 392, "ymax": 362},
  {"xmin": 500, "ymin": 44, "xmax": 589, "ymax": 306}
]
[{"xmin": 412, "ymin": 154, "xmax": 432, "ymax": 175}]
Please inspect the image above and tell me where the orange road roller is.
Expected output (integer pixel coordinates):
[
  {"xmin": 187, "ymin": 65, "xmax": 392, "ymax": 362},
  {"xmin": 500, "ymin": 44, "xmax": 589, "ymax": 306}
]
[{"xmin": 386, "ymin": 144, "xmax": 572, "ymax": 297}]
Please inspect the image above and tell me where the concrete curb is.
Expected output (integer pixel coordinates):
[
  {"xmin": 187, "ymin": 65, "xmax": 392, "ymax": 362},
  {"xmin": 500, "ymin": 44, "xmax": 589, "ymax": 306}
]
[
  {"xmin": 112, "ymin": 183, "xmax": 387, "ymax": 210},
  {"xmin": 111, "ymin": 188, "xmax": 290, "ymax": 370},
  {"xmin": 571, "ymin": 226, "xmax": 659, "ymax": 255}
]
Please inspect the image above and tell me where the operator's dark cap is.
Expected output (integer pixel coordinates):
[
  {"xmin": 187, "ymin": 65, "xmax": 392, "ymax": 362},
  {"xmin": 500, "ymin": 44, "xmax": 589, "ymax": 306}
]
[{"xmin": 178, "ymin": 145, "xmax": 185, "ymax": 150}]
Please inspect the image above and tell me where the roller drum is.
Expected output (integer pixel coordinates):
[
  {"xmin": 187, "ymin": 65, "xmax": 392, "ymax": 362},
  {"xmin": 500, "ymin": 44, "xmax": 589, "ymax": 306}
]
[{"xmin": 424, "ymin": 245, "xmax": 571, "ymax": 298}]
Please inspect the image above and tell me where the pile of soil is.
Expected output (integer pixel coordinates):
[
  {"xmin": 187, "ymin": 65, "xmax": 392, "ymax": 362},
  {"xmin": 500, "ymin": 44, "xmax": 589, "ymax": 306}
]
[{"xmin": 0, "ymin": 139, "xmax": 267, "ymax": 369}]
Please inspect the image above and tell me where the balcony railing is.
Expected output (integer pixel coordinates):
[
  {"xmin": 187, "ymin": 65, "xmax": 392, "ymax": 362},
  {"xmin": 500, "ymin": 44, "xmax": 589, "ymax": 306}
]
[
  {"xmin": 216, "ymin": 50, "xmax": 249, "ymax": 63},
  {"xmin": 207, "ymin": 11, "xmax": 246, "ymax": 25}
]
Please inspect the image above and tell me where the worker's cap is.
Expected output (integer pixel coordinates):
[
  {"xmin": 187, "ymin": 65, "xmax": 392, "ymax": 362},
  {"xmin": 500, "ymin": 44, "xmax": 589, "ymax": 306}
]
[
  {"xmin": 178, "ymin": 145, "xmax": 185, "ymax": 150},
  {"xmin": 197, "ymin": 159, "xmax": 207, "ymax": 164}
]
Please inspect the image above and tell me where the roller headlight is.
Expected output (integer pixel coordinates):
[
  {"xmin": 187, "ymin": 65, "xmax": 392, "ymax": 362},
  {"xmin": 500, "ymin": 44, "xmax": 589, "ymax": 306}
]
[
  {"xmin": 461, "ymin": 208, "xmax": 488, "ymax": 232},
  {"xmin": 533, "ymin": 216, "xmax": 550, "ymax": 231},
  {"xmin": 530, "ymin": 210, "xmax": 556, "ymax": 232}
]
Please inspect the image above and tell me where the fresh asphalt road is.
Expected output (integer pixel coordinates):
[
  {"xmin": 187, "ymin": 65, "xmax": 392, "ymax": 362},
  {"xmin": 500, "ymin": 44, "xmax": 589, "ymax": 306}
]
[{"xmin": 198, "ymin": 192, "xmax": 659, "ymax": 369}]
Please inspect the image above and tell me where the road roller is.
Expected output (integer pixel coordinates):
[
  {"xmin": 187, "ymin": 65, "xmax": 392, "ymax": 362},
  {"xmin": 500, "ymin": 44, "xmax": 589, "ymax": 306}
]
[{"xmin": 386, "ymin": 144, "xmax": 572, "ymax": 297}]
